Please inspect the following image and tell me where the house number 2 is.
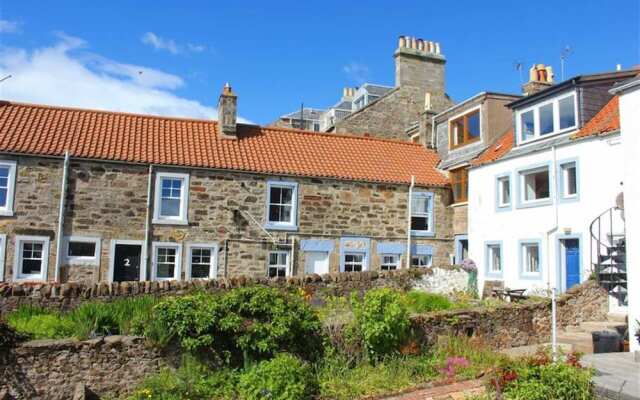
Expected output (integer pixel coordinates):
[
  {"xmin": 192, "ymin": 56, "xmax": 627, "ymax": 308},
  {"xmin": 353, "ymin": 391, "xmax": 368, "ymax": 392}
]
[{"xmin": 124, "ymin": 258, "xmax": 131, "ymax": 267}]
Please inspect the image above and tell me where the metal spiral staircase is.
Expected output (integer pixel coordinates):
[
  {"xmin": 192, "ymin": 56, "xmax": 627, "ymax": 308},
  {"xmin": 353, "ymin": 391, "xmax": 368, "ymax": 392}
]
[{"xmin": 590, "ymin": 206, "xmax": 627, "ymax": 307}]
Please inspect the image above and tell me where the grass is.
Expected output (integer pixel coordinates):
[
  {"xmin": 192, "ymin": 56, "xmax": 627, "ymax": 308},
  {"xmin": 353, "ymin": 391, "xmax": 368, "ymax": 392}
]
[
  {"xmin": 6, "ymin": 296, "xmax": 159, "ymax": 340},
  {"xmin": 404, "ymin": 291, "xmax": 453, "ymax": 314}
]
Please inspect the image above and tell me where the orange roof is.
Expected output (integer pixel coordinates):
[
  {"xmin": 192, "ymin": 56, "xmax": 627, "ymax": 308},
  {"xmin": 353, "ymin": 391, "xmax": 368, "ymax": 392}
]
[
  {"xmin": 470, "ymin": 129, "xmax": 514, "ymax": 167},
  {"xmin": 0, "ymin": 101, "xmax": 448, "ymax": 187},
  {"xmin": 572, "ymin": 96, "xmax": 620, "ymax": 139}
]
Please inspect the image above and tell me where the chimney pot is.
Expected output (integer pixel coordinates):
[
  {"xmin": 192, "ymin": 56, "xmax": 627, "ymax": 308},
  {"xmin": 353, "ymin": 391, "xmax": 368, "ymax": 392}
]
[
  {"xmin": 218, "ymin": 82, "xmax": 238, "ymax": 139},
  {"xmin": 522, "ymin": 64, "xmax": 554, "ymax": 96},
  {"xmin": 398, "ymin": 36, "xmax": 406, "ymax": 48}
]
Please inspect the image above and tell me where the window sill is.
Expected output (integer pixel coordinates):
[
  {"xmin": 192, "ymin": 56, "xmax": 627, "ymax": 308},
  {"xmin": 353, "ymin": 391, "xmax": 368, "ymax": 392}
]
[
  {"xmin": 264, "ymin": 223, "xmax": 298, "ymax": 232},
  {"xmin": 558, "ymin": 195, "xmax": 580, "ymax": 204},
  {"xmin": 517, "ymin": 127, "xmax": 577, "ymax": 147},
  {"xmin": 411, "ymin": 230, "xmax": 435, "ymax": 238},
  {"xmin": 14, "ymin": 276, "xmax": 45, "ymax": 282},
  {"xmin": 485, "ymin": 272, "xmax": 504, "ymax": 279},
  {"xmin": 519, "ymin": 272, "xmax": 542, "ymax": 280},
  {"xmin": 152, "ymin": 218, "xmax": 189, "ymax": 226},
  {"xmin": 64, "ymin": 260, "xmax": 99, "ymax": 267},
  {"xmin": 496, "ymin": 204, "xmax": 512, "ymax": 212},
  {"xmin": 0, "ymin": 210, "xmax": 14, "ymax": 217},
  {"xmin": 450, "ymin": 201, "xmax": 468, "ymax": 208},
  {"xmin": 516, "ymin": 199, "xmax": 552, "ymax": 209}
]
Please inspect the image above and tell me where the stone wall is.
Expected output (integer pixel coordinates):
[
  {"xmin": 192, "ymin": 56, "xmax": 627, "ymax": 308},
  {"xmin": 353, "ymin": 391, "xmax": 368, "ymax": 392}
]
[
  {"xmin": 1, "ymin": 335, "xmax": 179, "ymax": 400},
  {"xmin": 0, "ymin": 268, "xmax": 466, "ymax": 314},
  {"xmin": 0, "ymin": 156, "xmax": 454, "ymax": 284},
  {"xmin": 412, "ymin": 279, "xmax": 609, "ymax": 349}
]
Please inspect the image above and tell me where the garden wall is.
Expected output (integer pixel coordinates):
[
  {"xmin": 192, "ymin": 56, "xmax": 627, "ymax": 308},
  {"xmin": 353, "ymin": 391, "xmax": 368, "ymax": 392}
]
[
  {"xmin": 0, "ymin": 267, "xmax": 470, "ymax": 315},
  {"xmin": 0, "ymin": 334, "xmax": 180, "ymax": 400},
  {"xmin": 0, "ymin": 280, "xmax": 607, "ymax": 399},
  {"xmin": 412, "ymin": 280, "xmax": 609, "ymax": 349}
]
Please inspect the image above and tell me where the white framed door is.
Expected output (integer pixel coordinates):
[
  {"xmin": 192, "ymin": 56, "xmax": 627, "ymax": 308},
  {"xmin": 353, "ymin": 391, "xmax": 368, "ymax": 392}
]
[{"xmin": 305, "ymin": 251, "xmax": 329, "ymax": 275}]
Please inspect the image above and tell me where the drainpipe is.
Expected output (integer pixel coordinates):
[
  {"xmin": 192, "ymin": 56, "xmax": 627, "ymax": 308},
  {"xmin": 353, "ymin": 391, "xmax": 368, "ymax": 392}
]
[
  {"xmin": 289, "ymin": 236, "xmax": 295, "ymax": 276},
  {"xmin": 546, "ymin": 145, "xmax": 559, "ymax": 360},
  {"xmin": 406, "ymin": 176, "xmax": 415, "ymax": 269},
  {"xmin": 54, "ymin": 151, "xmax": 70, "ymax": 283},
  {"xmin": 142, "ymin": 164, "xmax": 153, "ymax": 281}
]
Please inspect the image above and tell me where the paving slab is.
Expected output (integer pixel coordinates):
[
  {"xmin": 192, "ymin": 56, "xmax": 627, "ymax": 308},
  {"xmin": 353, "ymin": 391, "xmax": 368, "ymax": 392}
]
[{"xmin": 583, "ymin": 352, "xmax": 640, "ymax": 400}]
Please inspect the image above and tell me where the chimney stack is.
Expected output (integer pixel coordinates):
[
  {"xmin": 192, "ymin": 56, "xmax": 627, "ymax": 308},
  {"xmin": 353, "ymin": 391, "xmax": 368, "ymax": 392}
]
[
  {"xmin": 394, "ymin": 35, "xmax": 445, "ymax": 95},
  {"xmin": 522, "ymin": 64, "xmax": 554, "ymax": 96},
  {"xmin": 218, "ymin": 83, "xmax": 237, "ymax": 139}
]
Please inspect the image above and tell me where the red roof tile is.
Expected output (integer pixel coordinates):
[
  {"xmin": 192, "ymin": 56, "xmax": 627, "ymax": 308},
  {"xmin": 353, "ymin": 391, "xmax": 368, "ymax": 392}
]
[
  {"xmin": 470, "ymin": 129, "xmax": 514, "ymax": 167},
  {"xmin": 572, "ymin": 96, "xmax": 620, "ymax": 139},
  {"xmin": 0, "ymin": 101, "xmax": 448, "ymax": 187}
]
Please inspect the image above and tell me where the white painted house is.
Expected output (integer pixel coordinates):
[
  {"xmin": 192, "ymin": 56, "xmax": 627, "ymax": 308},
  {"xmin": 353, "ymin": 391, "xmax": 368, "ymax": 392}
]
[
  {"xmin": 467, "ymin": 69, "xmax": 637, "ymax": 315},
  {"xmin": 611, "ymin": 75, "xmax": 640, "ymax": 351}
]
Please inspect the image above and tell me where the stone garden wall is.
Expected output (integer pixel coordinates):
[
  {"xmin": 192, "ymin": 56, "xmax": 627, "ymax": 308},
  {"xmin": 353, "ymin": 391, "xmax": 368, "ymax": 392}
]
[
  {"xmin": 0, "ymin": 280, "xmax": 607, "ymax": 399},
  {"xmin": 1, "ymin": 334, "xmax": 179, "ymax": 400},
  {"xmin": 0, "ymin": 268, "xmax": 469, "ymax": 315}
]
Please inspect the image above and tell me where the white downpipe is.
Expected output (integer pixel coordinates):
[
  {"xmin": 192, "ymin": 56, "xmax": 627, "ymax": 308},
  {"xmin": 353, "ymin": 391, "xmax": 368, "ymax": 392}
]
[
  {"xmin": 289, "ymin": 236, "xmax": 295, "ymax": 276},
  {"xmin": 406, "ymin": 176, "xmax": 415, "ymax": 269},
  {"xmin": 54, "ymin": 151, "xmax": 70, "ymax": 283},
  {"xmin": 546, "ymin": 145, "xmax": 559, "ymax": 360},
  {"xmin": 142, "ymin": 164, "xmax": 153, "ymax": 282}
]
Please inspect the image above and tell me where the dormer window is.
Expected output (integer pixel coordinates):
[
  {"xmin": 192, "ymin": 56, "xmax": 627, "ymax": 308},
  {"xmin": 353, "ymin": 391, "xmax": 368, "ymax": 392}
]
[
  {"xmin": 449, "ymin": 109, "xmax": 480, "ymax": 149},
  {"xmin": 516, "ymin": 92, "xmax": 577, "ymax": 144}
]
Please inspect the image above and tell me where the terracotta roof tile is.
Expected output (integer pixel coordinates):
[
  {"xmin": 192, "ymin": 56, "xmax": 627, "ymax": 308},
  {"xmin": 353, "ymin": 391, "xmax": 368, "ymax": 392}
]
[
  {"xmin": 572, "ymin": 96, "xmax": 620, "ymax": 139},
  {"xmin": 470, "ymin": 129, "xmax": 514, "ymax": 167},
  {"xmin": 0, "ymin": 101, "xmax": 449, "ymax": 187}
]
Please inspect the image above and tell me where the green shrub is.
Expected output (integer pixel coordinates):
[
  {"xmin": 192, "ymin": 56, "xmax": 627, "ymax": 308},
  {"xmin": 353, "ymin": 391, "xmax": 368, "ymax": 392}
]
[
  {"xmin": 152, "ymin": 287, "xmax": 322, "ymax": 366},
  {"xmin": 318, "ymin": 296, "xmax": 363, "ymax": 363},
  {"xmin": 353, "ymin": 288, "xmax": 410, "ymax": 359},
  {"xmin": 128, "ymin": 356, "xmax": 239, "ymax": 400},
  {"xmin": 404, "ymin": 291, "xmax": 452, "ymax": 314},
  {"xmin": 238, "ymin": 353, "xmax": 317, "ymax": 400},
  {"xmin": 503, "ymin": 362, "xmax": 593, "ymax": 400},
  {"xmin": 7, "ymin": 297, "xmax": 159, "ymax": 340}
]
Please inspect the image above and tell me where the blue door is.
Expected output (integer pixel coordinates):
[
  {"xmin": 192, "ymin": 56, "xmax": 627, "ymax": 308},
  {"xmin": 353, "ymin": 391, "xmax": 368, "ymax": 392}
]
[{"xmin": 565, "ymin": 239, "xmax": 580, "ymax": 290}]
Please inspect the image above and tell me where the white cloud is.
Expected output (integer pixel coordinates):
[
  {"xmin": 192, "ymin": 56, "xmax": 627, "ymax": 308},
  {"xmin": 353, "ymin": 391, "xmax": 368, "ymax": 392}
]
[
  {"xmin": 0, "ymin": 32, "xmax": 247, "ymax": 122},
  {"xmin": 141, "ymin": 32, "xmax": 206, "ymax": 55},
  {"xmin": 0, "ymin": 19, "xmax": 21, "ymax": 34},
  {"xmin": 343, "ymin": 62, "xmax": 369, "ymax": 85}
]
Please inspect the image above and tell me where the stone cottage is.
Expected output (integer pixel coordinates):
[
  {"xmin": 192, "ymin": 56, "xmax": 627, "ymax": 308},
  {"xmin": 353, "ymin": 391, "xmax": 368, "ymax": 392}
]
[{"xmin": 0, "ymin": 85, "xmax": 453, "ymax": 284}]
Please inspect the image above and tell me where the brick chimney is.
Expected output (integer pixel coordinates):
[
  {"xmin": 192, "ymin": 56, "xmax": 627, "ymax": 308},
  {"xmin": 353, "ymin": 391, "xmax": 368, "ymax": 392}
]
[
  {"xmin": 218, "ymin": 83, "xmax": 237, "ymax": 139},
  {"xmin": 394, "ymin": 36, "xmax": 445, "ymax": 94},
  {"xmin": 522, "ymin": 64, "xmax": 554, "ymax": 96}
]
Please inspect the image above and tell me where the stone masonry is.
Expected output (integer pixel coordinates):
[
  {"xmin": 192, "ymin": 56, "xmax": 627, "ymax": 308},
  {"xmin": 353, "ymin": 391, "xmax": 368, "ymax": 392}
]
[
  {"xmin": 0, "ymin": 156, "xmax": 453, "ymax": 283},
  {"xmin": 333, "ymin": 36, "xmax": 453, "ymax": 141}
]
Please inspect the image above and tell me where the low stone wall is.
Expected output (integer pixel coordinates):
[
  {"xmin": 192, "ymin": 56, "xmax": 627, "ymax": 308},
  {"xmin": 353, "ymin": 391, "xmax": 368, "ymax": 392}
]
[
  {"xmin": 412, "ymin": 280, "xmax": 609, "ymax": 349},
  {"xmin": 0, "ymin": 280, "xmax": 607, "ymax": 399},
  {"xmin": 0, "ymin": 267, "xmax": 469, "ymax": 314},
  {"xmin": 0, "ymin": 335, "xmax": 180, "ymax": 400}
]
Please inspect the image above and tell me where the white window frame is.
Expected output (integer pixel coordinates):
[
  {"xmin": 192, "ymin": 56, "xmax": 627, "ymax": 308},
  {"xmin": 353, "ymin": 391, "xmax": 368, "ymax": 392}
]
[
  {"xmin": 63, "ymin": 236, "xmax": 101, "ymax": 266},
  {"xmin": 487, "ymin": 244, "xmax": 502, "ymax": 273},
  {"xmin": 151, "ymin": 242, "xmax": 182, "ymax": 281},
  {"xmin": 0, "ymin": 160, "xmax": 17, "ymax": 216},
  {"xmin": 153, "ymin": 172, "xmax": 189, "ymax": 225},
  {"xmin": 520, "ymin": 241, "xmax": 541, "ymax": 276},
  {"xmin": 411, "ymin": 254, "xmax": 433, "ymax": 268},
  {"xmin": 267, "ymin": 250, "xmax": 290, "ymax": 278},
  {"xmin": 380, "ymin": 253, "xmax": 400, "ymax": 271},
  {"xmin": 561, "ymin": 163, "xmax": 578, "ymax": 198},
  {"xmin": 265, "ymin": 181, "xmax": 298, "ymax": 230},
  {"xmin": 186, "ymin": 242, "xmax": 218, "ymax": 280},
  {"xmin": 0, "ymin": 233, "xmax": 6, "ymax": 281},
  {"xmin": 516, "ymin": 92, "xmax": 578, "ymax": 145},
  {"xmin": 13, "ymin": 235, "xmax": 50, "ymax": 281},
  {"xmin": 519, "ymin": 166, "xmax": 551, "ymax": 205},
  {"xmin": 497, "ymin": 176, "xmax": 511, "ymax": 208},
  {"xmin": 343, "ymin": 252, "xmax": 365, "ymax": 272},
  {"xmin": 410, "ymin": 191, "xmax": 435, "ymax": 237}
]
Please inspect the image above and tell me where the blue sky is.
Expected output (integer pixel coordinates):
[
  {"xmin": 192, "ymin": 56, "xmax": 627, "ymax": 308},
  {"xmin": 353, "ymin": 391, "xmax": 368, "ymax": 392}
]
[{"xmin": 1, "ymin": 1, "xmax": 638, "ymax": 124}]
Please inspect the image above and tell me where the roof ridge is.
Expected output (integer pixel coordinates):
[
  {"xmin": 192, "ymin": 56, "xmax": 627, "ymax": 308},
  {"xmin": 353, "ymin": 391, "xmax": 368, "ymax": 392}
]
[{"xmin": 0, "ymin": 99, "xmax": 222, "ymax": 125}]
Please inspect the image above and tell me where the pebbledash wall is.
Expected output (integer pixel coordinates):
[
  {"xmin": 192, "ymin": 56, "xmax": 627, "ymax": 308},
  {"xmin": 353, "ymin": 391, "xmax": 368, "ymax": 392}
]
[{"xmin": 0, "ymin": 155, "xmax": 453, "ymax": 284}]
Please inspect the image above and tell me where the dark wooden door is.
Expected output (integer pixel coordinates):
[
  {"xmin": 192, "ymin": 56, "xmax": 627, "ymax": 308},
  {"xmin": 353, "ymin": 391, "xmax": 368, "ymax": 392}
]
[{"xmin": 113, "ymin": 244, "xmax": 141, "ymax": 282}]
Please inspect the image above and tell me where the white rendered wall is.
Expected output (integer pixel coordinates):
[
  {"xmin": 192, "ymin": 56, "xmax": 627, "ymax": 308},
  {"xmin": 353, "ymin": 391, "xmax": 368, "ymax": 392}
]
[
  {"xmin": 619, "ymin": 88, "xmax": 640, "ymax": 352},
  {"xmin": 469, "ymin": 135, "xmax": 624, "ymax": 299}
]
